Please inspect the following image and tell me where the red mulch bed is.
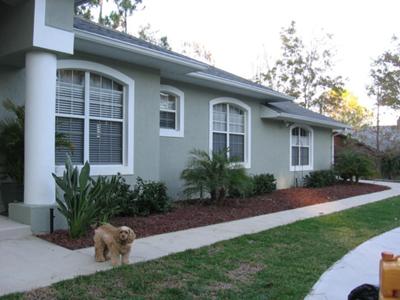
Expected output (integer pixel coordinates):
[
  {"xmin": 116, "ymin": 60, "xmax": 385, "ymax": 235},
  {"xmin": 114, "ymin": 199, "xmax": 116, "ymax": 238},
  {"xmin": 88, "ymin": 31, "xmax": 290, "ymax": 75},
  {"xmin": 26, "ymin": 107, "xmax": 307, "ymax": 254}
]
[{"xmin": 38, "ymin": 182, "xmax": 389, "ymax": 250}]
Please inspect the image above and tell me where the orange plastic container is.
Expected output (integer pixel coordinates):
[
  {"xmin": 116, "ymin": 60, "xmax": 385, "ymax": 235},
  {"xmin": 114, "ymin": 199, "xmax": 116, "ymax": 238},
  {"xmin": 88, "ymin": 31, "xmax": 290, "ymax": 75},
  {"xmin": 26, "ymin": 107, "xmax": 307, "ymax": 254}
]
[{"xmin": 380, "ymin": 252, "xmax": 400, "ymax": 300}]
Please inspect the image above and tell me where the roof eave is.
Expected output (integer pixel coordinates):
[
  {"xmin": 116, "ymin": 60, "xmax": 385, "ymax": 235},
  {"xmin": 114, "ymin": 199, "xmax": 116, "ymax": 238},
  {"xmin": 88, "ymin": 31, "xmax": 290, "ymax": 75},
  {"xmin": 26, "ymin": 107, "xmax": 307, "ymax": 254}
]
[
  {"xmin": 74, "ymin": 29, "xmax": 210, "ymax": 71},
  {"xmin": 188, "ymin": 72, "xmax": 294, "ymax": 102},
  {"xmin": 278, "ymin": 112, "xmax": 351, "ymax": 129},
  {"xmin": 261, "ymin": 106, "xmax": 350, "ymax": 129}
]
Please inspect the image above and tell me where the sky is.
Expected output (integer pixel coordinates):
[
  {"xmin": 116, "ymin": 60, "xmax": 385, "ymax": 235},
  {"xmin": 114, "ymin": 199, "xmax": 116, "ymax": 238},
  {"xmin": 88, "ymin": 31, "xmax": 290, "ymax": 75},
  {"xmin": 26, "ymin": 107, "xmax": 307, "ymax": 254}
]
[{"xmin": 117, "ymin": 0, "xmax": 400, "ymax": 125}]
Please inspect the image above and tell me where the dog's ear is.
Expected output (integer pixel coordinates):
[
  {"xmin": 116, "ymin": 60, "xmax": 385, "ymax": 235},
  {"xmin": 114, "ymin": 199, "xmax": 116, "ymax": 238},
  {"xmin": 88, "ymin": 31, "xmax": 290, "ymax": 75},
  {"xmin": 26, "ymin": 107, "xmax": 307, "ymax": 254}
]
[{"xmin": 127, "ymin": 228, "xmax": 136, "ymax": 243}]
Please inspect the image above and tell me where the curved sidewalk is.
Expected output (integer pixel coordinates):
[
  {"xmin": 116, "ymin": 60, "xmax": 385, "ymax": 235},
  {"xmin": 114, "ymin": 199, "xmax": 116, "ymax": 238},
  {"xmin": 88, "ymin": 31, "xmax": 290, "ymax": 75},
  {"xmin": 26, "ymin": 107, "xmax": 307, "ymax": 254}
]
[
  {"xmin": 306, "ymin": 227, "xmax": 400, "ymax": 300},
  {"xmin": 1, "ymin": 181, "xmax": 400, "ymax": 296}
]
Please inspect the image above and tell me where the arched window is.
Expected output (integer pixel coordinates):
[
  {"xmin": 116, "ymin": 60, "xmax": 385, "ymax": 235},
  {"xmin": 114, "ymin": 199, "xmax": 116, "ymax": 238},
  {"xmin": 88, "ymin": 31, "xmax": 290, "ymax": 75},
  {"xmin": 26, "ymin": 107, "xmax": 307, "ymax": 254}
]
[
  {"xmin": 290, "ymin": 125, "xmax": 313, "ymax": 171},
  {"xmin": 210, "ymin": 98, "xmax": 251, "ymax": 168},
  {"xmin": 159, "ymin": 85, "xmax": 184, "ymax": 137},
  {"xmin": 55, "ymin": 60, "xmax": 134, "ymax": 176}
]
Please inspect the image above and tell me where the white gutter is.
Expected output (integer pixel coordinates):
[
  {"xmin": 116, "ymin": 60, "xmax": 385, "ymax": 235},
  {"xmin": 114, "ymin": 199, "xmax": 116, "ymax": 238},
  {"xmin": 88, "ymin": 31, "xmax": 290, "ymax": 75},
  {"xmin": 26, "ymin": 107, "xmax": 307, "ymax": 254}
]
[
  {"xmin": 74, "ymin": 29, "xmax": 210, "ymax": 71},
  {"xmin": 188, "ymin": 71, "xmax": 294, "ymax": 101}
]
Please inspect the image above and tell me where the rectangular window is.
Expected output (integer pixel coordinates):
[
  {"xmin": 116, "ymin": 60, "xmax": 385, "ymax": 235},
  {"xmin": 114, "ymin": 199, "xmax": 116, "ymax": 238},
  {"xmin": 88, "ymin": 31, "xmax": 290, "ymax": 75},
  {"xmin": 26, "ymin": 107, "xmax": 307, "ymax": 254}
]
[
  {"xmin": 230, "ymin": 134, "xmax": 244, "ymax": 161},
  {"xmin": 212, "ymin": 132, "xmax": 227, "ymax": 154},
  {"xmin": 300, "ymin": 147, "xmax": 309, "ymax": 165},
  {"xmin": 291, "ymin": 146, "xmax": 299, "ymax": 166},
  {"xmin": 55, "ymin": 117, "xmax": 84, "ymax": 165},
  {"xmin": 89, "ymin": 120, "xmax": 122, "ymax": 165}
]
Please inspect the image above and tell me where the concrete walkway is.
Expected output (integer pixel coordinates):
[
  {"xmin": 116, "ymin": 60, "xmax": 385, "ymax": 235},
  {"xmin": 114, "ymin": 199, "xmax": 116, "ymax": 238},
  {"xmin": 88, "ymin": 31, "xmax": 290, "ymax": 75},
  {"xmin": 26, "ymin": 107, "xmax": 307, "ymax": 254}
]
[
  {"xmin": 1, "ymin": 180, "xmax": 400, "ymax": 296},
  {"xmin": 306, "ymin": 227, "xmax": 400, "ymax": 300}
]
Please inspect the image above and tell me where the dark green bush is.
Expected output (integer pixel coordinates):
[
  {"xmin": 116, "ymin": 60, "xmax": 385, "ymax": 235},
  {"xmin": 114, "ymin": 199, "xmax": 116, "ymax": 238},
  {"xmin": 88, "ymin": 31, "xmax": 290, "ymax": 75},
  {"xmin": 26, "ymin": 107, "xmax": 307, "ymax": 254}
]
[
  {"xmin": 93, "ymin": 174, "xmax": 131, "ymax": 223},
  {"xmin": 252, "ymin": 173, "xmax": 277, "ymax": 195},
  {"xmin": 380, "ymin": 152, "xmax": 400, "ymax": 179},
  {"xmin": 304, "ymin": 169, "xmax": 337, "ymax": 188},
  {"xmin": 228, "ymin": 174, "xmax": 255, "ymax": 198},
  {"xmin": 334, "ymin": 151, "xmax": 375, "ymax": 183},
  {"xmin": 96, "ymin": 176, "xmax": 171, "ymax": 217},
  {"xmin": 130, "ymin": 177, "xmax": 170, "ymax": 216},
  {"xmin": 228, "ymin": 173, "xmax": 276, "ymax": 198}
]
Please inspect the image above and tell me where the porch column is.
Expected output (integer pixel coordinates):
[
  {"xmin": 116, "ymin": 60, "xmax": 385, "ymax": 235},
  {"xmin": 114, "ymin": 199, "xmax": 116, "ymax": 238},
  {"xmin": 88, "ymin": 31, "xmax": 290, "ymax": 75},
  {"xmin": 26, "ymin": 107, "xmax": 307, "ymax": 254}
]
[{"xmin": 24, "ymin": 51, "xmax": 57, "ymax": 205}]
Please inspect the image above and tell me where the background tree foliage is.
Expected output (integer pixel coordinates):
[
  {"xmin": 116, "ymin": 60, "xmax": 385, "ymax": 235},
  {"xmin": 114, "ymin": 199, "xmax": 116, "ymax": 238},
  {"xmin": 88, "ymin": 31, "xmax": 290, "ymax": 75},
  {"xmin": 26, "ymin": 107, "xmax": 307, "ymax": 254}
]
[
  {"xmin": 137, "ymin": 23, "xmax": 171, "ymax": 50},
  {"xmin": 259, "ymin": 21, "xmax": 344, "ymax": 110},
  {"xmin": 180, "ymin": 41, "xmax": 215, "ymax": 65},
  {"xmin": 322, "ymin": 90, "xmax": 372, "ymax": 129},
  {"xmin": 75, "ymin": 0, "xmax": 143, "ymax": 33},
  {"xmin": 368, "ymin": 36, "xmax": 400, "ymax": 150}
]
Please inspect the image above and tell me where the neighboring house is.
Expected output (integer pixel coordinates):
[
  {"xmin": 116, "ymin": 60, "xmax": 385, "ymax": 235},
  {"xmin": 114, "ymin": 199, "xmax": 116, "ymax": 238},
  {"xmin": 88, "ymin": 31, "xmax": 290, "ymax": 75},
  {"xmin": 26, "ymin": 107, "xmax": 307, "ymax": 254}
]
[
  {"xmin": 333, "ymin": 133, "xmax": 379, "ymax": 161},
  {"xmin": 0, "ymin": 0, "xmax": 348, "ymax": 232},
  {"xmin": 351, "ymin": 118, "xmax": 400, "ymax": 152}
]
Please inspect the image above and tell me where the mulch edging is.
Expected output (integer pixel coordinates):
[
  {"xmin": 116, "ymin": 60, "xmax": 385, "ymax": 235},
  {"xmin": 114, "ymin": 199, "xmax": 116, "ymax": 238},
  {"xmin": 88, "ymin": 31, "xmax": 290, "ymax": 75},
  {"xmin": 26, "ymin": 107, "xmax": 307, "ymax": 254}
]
[{"xmin": 37, "ymin": 182, "xmax": 389, "ymax": 250}]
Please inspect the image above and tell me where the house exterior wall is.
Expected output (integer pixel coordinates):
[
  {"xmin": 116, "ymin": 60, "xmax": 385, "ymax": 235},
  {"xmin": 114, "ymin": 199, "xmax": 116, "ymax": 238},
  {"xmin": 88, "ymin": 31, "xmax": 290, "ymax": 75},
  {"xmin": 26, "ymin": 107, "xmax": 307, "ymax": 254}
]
[
  {"xmin": 45, "ymin": 0, "xmax": 74, "ymax": 31},
  {"xmin": 0, "ymin": 53, "xmax": 334, "ymax": 203},
  {"xmin": 0, "ymin": 1, "xmax": 34, "ymax": 58},
  {"xmin": 159, "ymin": 80, "xmax": 334, "ymax": 198}
]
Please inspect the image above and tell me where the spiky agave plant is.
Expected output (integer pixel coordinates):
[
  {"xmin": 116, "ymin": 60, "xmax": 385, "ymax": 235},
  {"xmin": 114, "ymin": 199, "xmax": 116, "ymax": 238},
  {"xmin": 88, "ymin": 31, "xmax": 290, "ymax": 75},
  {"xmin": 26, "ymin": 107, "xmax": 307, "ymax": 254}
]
[{"xmin": 52, "ymin": 157, "xmax": 102, "ymax": 238}]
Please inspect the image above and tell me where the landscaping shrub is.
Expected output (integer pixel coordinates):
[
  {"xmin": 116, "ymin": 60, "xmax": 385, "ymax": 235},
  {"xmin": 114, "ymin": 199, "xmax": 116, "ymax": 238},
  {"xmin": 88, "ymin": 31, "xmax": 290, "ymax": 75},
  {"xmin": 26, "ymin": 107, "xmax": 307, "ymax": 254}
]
[
  {"xmin": 130, "ymin": 177, "xmax": 170, "ymax": 216},
  {"xmin": 181, "ymin": 149, "xmax": 249, "ymax": 203},
  {"xmin": 304, "ymin": 169, "xmax": 337, "ymax": 188},
  {"xmin": 52, "ymin": 157, "xmax": 101, "ymax": 238},
  {"xmin": 228, "ymin": 174, "xmax": 255, "ymax": 198},
  {"xmin": 93, "ymin": 174, "xmax": 131, "ymax": 223},
  {"xmin": 228, "ymin": 173, "xmax": 277, "ymax": 198},
  {"xmin": 252, "ymin": 173, "xmax": 277, "ymax": 194},
  {"xmin": 334, "ymin": 151, "xmax": 374, "ymax": 183},
  {"xmin": 380, "ymin": 151, "xmax": 400, "ymax": 179},
  {"xmin": 0, "ymin": 99, "xmax": 72, "ymax": 184}
]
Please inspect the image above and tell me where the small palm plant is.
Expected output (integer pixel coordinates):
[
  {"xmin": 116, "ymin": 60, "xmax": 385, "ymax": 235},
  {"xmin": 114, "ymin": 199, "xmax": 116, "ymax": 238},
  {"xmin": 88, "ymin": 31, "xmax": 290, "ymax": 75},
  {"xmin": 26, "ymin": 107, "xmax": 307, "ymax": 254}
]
[
  {"xmin": 0, "ymin": 99, "xmax": 73, "ymax": 184},
  {"xmin": 181, "ymin": 149, "xmax": 248, "ymax": 204}
]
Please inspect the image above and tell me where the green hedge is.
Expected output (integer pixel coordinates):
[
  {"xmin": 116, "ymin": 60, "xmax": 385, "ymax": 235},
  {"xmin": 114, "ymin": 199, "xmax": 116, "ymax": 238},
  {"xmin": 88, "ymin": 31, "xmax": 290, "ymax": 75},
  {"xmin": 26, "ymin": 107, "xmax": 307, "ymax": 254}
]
[{"xmin": 304, "ymin": 170, "xmax": 337, "ymax": 188}]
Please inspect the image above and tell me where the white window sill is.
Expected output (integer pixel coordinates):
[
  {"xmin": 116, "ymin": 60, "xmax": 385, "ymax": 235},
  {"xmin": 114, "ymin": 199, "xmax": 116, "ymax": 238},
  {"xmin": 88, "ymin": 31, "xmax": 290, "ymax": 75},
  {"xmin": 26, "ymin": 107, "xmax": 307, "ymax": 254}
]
[
  {"xmin": 54, "ymin": 164, "xmax": 134, "ymax": 177},
  {"xmin": 160, "ymin": 128, "xmax": 184, "ymax": 138},
  {"xmin": 290, "ymin": 165, "xmax": 313, "ymax": 172}
]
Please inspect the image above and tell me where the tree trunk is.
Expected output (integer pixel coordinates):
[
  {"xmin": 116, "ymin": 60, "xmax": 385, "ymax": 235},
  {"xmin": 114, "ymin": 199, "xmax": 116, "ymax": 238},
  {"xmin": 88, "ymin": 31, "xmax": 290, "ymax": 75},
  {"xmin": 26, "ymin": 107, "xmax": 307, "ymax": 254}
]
[{"xmin": 376, "ymin": 100, "xmax": 381, "ymax": 152}]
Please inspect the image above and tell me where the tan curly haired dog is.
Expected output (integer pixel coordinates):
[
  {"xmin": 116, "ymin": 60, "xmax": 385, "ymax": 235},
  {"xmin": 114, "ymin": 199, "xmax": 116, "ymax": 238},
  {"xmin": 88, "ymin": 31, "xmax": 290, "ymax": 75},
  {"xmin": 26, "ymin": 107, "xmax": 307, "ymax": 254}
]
[{"xmin": 94, "ymin": 223, "xmax": 136, "ymax": 266}]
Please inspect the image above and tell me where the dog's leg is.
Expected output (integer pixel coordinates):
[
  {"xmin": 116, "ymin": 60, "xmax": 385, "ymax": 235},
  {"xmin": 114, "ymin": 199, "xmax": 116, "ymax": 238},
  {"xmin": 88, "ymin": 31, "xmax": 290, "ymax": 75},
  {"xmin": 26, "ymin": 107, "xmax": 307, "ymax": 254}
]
[
  {"xmin": 121, "ymin": 246, "xmax": 131, "ymax": 265},
  {"xmin": 104, "ymin": 247, "xmax": 111, "ymax": 261},
  {"xmin": 94, "ymin": 237, "xmax": 106, "ymax": 262},
  {"xmin": 109, "ymin": 245, "xmax": 121, "ymax": 266}
]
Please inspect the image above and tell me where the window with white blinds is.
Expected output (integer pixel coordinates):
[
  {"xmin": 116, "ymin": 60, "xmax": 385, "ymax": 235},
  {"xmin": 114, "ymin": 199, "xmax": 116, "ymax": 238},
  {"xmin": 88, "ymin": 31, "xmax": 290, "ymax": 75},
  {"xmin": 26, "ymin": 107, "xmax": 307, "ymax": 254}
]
[
  {"xmin": 212, "ymin": 103, "xmax": 246, "ymax": 162},
  {"xmin": 55, "ymin": 70, "xmax": 124, "ymax": 166}
]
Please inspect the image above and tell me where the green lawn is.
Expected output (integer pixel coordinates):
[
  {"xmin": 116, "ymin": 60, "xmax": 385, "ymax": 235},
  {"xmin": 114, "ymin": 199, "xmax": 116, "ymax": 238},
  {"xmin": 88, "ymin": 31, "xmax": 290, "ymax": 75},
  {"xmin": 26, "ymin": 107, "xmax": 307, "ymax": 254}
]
[{"xmin": 4, "ymin": 197, "xmax": 400, "ymax": 300}]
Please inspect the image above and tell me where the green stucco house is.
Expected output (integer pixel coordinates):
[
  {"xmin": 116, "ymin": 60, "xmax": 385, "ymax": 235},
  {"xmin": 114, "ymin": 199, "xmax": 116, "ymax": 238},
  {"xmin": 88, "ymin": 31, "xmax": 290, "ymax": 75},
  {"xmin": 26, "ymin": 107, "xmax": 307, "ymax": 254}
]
[{"xmin": 0, "ymin": 0, "xmax": 349, "ymax": 232}]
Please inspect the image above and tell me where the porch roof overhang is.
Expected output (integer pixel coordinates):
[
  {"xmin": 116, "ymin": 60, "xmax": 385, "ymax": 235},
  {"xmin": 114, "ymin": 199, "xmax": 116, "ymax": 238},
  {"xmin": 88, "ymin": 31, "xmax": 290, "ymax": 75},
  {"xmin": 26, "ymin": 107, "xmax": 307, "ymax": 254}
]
[{"xmin": 260, "ymin": 104, "xmax": 351, "ymax": 130}]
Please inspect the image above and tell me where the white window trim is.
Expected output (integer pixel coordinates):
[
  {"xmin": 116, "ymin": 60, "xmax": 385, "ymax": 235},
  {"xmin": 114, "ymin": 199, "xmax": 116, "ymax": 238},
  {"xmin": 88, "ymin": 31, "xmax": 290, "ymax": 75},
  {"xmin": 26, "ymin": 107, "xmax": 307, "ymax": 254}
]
[
  {"xmin": 289, "ymin": 124, "xmax": 314, "ymax": 172},
  {"xmin": 159, "ymin": 85, "xmax": 184, "ymax": 138},
  {"xmin": 209, "ymin": 97, "xmax": 251, "ymax": 169},
  {"xmin": 55, "ymin": 60, "xmax": 135, "ymax": 176}
]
